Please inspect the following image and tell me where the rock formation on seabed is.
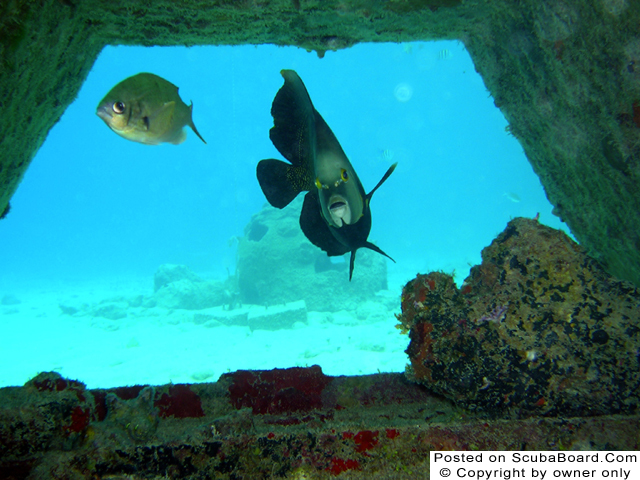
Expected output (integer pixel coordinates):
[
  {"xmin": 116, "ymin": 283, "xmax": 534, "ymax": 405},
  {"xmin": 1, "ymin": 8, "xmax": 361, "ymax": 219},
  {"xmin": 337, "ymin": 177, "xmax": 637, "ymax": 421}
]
[
  {"xmin": 397, "ymin": 217, "xmax": 640, "ymax": 418},
  {"xmin": 236, "ymin": 197, "xmax": 390, "ymax": 312}
]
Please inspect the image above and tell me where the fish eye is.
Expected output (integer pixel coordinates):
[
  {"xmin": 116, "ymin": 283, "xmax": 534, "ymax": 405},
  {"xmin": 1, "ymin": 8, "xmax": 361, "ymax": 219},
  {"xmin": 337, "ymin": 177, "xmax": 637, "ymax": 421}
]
[
  {"xmin": 316, "ymin": 177, "xmax": 329, "ymax": 190},
  {"xmin": 340, "ymin": 169, "xmax": 349, "ymax": 182},
  {"xmin": 112, "ymin": 101, "xmax": 126, "ymax": 114}
]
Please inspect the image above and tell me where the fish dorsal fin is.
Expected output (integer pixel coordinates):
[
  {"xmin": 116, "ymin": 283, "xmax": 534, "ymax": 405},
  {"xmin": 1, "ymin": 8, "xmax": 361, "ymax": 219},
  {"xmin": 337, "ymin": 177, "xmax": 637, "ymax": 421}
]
[
  {"xmin": 148, "ymin": 101, "xmax": 177, "ymax": 135},
  {"xmin": 367, "ymin": 162, "xmax": 398, "ymax": 199},
  {"xmin": 313, "ymin": 109, "xmax": 351, "ymax": 163},
  {"xmin": 269, "ymin": 70, "xmax": 316, "ymax": 169},
  {"xmin": 188, "ymin": 102, "xmax": 207, "ymax": 144},
  {"xmin": 300, "ymin": 191, "xmax": 349, "ymax": 256}
]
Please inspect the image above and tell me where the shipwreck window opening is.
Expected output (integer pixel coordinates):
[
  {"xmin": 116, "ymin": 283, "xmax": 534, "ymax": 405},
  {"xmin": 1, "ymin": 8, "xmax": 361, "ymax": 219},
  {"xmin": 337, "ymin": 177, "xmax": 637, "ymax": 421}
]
[{"xmin": 0, "ymin": 42, "xmax": 568, "ymax": 389}]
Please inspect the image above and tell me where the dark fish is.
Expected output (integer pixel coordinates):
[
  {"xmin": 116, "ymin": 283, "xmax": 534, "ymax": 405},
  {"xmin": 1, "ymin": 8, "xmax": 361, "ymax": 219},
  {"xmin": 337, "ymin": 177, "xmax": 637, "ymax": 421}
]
[
  {"xmin": 257, "ymin": 69, "xmax": 396, "ymax": 280},
  {"xmin": 96, "ymin": 72, "xmax": 206, "ymax": 145}
]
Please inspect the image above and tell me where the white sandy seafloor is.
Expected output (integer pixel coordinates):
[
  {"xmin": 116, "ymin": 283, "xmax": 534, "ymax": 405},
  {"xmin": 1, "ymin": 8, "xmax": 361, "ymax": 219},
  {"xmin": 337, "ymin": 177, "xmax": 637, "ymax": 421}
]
[{"xmin": 0, "ymin": 270, "xmax": 426, "ymax": 390}]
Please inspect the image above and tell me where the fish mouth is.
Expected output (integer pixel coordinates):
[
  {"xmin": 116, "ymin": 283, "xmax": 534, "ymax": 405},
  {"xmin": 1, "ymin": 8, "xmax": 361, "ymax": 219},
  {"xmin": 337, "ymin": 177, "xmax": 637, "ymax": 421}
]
[
  {"xmin": 96, "ymin": 106, "xmax": 112, "ymax": 122},
  {"xmin": 330, "ymin": 200, "xmax": 346, "ymax": 212},
  {"xmin": 328, "ymin": 195, "xmax": 351, "ymax": 226}
]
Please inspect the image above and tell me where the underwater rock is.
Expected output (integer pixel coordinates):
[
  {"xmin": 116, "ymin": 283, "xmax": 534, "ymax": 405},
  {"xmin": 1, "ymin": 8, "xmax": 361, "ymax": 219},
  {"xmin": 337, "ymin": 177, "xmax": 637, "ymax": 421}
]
[
  {"xmin": 1, "ymin": 293, "xmax": 20, "ymax": 305},
  {"xmin": 247, "ymin": 300, "xmax": 307, "ymax": 331},
  {"xmin": 356, "ymin": 300, "xmax": 393, "ymax": 323},
  {"xmin": 153, "ymin": 263, "xmax": 203, "ymax": 292},
  {"xmin": 236, "ymin": 198, "xmax": 389, "ymax": 312},
  {"xmin": 190, "ymin": 302, "xmax": 308, "ymax": 331},
  {"xmin": 92, "ymin": 302, "xmax": 128, "ymax": 321},
  {"xmin": 104, "ymin": 386, "xmax": 159, "ymax": 443},
  {"xmin": 59, "ymin": 304, "xmax": 80, "ymax": 315},
  {"xmin": 192, "ymin": 307, "xmax": 248, "ymax": 327},
  {"xmin": 6, "ymin": 372, "xmax": 94, "ymax": 454},
  {"xmin": 191, "ymin": 369, "xmax": 215, "ymax": 382},
  {"xmin": 398, "ymin": 217, "xmax": 640, "ymax": 418},
  {"xmin": 153, "ymin": 265, "xmax": 230, "ymax": 310},
  {"xmin": 59, "ymin": 295, "xmax": 152, "ymax": 320}
]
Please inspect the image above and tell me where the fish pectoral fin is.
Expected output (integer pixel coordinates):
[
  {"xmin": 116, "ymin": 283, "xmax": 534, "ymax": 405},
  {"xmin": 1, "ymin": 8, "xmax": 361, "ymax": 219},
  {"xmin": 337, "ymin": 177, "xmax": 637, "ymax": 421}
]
[
  {"xmin": 257, "ymin": 159, "xmax": 302, "ymax": 209},
  {"xmin": 300, "ymin": 192, "xmax": 349, "ymax": 256},
  {"xmin": 148, "ymin": 101, "xmax": 177, "ymax": 132},
  {"xmin": 364, "ymin": 241, "xmax": 395, "ymax": 263},
  {"xmin": 367, "ymin": 162, "xmax": 398, "ymax": 199}
]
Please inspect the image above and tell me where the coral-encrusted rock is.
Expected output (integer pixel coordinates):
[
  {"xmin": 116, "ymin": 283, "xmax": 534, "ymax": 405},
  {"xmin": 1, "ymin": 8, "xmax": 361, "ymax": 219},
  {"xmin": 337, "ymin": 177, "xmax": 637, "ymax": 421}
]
[
  {"xmin": 153, "ymin": 264, "xmax": 230, "ymax": 310},
  {"xmin": 0, "ymin": 372, "xmax": 93, "ymax": 460},
  {"xmin": 153, "ymin": 264, "xmax": 203, "ymax": 292},
  {"xmin": 398, "ymin": 217, "xmax": 640, "ymax": 418}
]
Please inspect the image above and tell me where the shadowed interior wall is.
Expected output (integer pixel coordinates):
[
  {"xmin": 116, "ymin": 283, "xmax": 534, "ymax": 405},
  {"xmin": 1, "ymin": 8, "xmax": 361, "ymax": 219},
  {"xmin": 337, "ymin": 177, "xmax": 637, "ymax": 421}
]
[{"xmin": 2, "ymin": 0, "xmax": 639, "ymax": 286}]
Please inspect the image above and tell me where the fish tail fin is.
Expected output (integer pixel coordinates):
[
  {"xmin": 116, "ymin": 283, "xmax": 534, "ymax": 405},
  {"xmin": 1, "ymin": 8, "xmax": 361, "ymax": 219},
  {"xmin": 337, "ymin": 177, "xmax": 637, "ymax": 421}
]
[
  {"xmin": 257, "ymin": 159, "xmax": 302, "ymax": 208},
  {"xmin": 364, "ymin": 242, "xmax": 395, "ymax": 264},
  {"xmin": 367, "ymin": 162, "xmax": 398, "ymax": 199},
  {"xmin": 188, "ymin": 102, "xmax": 207, "ymax": 144}
]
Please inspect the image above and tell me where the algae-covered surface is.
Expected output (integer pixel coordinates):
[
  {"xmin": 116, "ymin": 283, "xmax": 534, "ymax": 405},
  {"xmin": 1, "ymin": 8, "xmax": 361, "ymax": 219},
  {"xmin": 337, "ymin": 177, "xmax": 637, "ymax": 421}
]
[{"xmin": 1, "ymin": 370, "xmax": 638, "ymax": 478}]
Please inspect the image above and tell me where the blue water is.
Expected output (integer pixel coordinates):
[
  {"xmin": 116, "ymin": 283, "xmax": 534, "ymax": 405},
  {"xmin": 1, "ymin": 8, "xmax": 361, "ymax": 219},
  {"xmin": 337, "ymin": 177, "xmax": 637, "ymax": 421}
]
[{"xmin": 0, "ymin": 42, "xmax": 570, "ymax": 386}]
